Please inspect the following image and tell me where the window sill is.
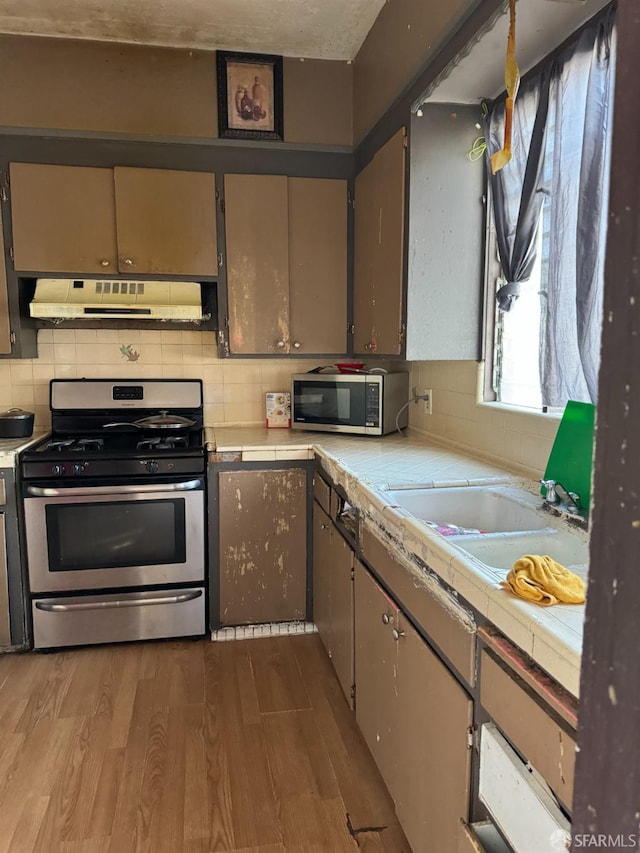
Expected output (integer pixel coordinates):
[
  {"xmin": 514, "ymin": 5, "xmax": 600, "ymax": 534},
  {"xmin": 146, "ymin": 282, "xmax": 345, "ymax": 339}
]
[{"xmin": 478, "ymin": 400, "xmax": 562, "ymax": 424}]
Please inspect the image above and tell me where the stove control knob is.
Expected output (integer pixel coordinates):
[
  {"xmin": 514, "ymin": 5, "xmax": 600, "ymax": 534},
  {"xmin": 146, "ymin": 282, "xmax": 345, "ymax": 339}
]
[
  {"xmin": 52, "ymin": 464, "xmax": 66, "ymax": 476},
  {"xmin": 73, "ymin": 463, "xmax": 85, "ymax": 475},
  {"xmin": 146, "ymin": 459, "xmax": 159, "ymax": 474}
]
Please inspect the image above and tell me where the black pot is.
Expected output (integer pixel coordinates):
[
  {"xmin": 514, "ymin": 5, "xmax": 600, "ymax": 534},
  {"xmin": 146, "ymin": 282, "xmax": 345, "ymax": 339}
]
[{"xmin": 0, "ymin": 407, "xmax": 35, "ymax": 438}]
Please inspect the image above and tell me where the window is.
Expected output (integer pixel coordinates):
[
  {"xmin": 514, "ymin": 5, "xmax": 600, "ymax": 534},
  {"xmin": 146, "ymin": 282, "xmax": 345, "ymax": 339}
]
[{"xmin": 484, "ymin": 6, "xmax": 616, "ymax": 411}]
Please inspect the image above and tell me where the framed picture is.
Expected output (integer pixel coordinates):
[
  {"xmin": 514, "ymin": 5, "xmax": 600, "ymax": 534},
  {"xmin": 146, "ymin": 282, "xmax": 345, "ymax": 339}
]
[{"xmin": 216, "ymin": 51, "xmax": 284, "ymax": 141}]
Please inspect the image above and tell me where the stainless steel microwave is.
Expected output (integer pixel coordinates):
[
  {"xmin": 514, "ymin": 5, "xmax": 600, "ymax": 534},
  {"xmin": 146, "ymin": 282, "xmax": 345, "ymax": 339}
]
[{"xmin": 291, "ymin": 372, "xmax": 409, "ymax": 436}]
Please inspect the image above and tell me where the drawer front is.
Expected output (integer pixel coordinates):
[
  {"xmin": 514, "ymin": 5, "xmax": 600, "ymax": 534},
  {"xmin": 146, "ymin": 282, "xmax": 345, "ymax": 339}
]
[
  {"xmin": 479, "ymin": 723, "xmax": 570, "ymax": 850},
  {"xmin": 32, "ymin": 587, "xmax": 206, "ymax": 649},
  {"xmin": 313, "ymin": 475, "xmax": 331, "ymax": 514},
  {"xmin": 458, "ymin": 820, "xmax": 511, "ymax": 853},
  {"xmin": 361, "ymin": 525, "xmax": 476, "ymax": 685},
  {"xmin": 480, "ymin": 649, "xmax": 576, "ymax": 809}
]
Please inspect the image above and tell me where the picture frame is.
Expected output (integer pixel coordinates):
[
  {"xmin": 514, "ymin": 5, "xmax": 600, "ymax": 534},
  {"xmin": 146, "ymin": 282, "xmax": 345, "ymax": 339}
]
[{"xmin": 216, "ymin": 50, "xmax": 284, "ymax": 141}]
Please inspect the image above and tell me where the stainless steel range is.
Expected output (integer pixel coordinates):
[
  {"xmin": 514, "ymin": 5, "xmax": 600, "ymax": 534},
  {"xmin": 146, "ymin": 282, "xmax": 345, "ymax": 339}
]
[{"xmin": 21, "ymin": 379, "xmax": 206, "ymax": 649}]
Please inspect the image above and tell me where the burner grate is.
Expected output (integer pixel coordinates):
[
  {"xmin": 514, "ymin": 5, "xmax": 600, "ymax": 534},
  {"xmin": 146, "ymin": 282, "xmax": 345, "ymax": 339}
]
[
  {"xmin": 47, "ymin": 437, "xmax": 106, "ymax": 452},
  {"xmin": 136, "ymin": 435, "xmax": 189, "ymax": 451}
]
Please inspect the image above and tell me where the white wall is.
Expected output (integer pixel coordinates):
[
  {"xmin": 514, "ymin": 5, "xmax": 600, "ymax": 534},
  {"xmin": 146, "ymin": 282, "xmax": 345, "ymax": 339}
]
[{"xmin": 408, "ymin": 360, "xmax": 561, "ymax": 478}]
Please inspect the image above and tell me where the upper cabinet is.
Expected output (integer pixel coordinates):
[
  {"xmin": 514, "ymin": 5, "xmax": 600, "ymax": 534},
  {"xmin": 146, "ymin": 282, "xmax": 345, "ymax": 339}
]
[
  {"xmin": 0, "ymin": 204, "xmax": 12, "ymax": 355},
  {"xmin": 406, "ymin": 105, "xmax": 483, "ymax": 361},
  {"xmin": 353, "ymin": 127, "xmax": 406, "ymax": 357},
  {"xmin": 9, "ymin": 163, "xmax": 218, "ymax": 277},
  {"xmin": 224, "ymin": 173, "xmax": 347, "ymax": 355}
]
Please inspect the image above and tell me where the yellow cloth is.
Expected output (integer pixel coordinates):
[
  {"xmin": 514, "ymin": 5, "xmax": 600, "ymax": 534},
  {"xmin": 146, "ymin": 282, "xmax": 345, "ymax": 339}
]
[{"xmin": 501, "ymin": 555, "xmax": 585, "ymax": 606}]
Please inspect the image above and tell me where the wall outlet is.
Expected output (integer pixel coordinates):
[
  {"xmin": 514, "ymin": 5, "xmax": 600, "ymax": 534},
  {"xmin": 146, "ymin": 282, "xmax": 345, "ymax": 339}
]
[{"xmin": 423, "ymin": 389, "xmax": 433, "ymax": 415}]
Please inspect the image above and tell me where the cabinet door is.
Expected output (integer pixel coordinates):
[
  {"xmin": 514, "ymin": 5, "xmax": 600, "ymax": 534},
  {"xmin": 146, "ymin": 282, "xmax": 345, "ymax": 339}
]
[
  {"xmin": 0, "ymin": 515, "xmax": 9, "ymax": 646},
  {"xmin": 114, "ymin": 167, "xmax": 217, "ymax": 276},
  {"xmin": 328, "ymin": 532, "xmax": 354, "ymax": 706},
  {"xmin": 0, "ymin": 204, "xmax": 12, "ymax": 354},
  {"xmin": 224, "ymin": 174, "xmax": 290, "ymax": 354},
  {"xmin": 10, "ymin": 163, "xmax": 118, "ymax": 274},
  {"xmin": 354, "ymin": 561, "xmax": 399, "ymax": 789},
  {"xmin": 288, "ymin": 178, "xmax": 347, "ymax": 354},
  {"xmin": 353, "ymin": 128, "xmax": 406, "ymax": 356},
  {"xmin": 393, "ymin": 610, "xmax": 472, "ymax": 853},
  {"xmin": 355, "ymin": 563, "xmax": 473, "ymax": 853},
  {"xmin": 312, "ymin": 502, "xmax": 332, "ymax": 654},
  {"xmin": 219, "ymin": 468, "xmax": 307, "ymax": 625}
]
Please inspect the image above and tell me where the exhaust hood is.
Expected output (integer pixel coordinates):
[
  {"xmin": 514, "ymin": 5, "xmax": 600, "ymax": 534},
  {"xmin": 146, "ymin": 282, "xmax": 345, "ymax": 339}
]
[{"xmin": 30, "ymin": 278, "xmax": 203, "ymax": 321}]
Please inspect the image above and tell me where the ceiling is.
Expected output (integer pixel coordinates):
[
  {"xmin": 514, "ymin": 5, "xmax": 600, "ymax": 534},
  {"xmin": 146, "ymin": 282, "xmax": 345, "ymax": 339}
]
[
  {"xmin": 0, "ymin": 0, "xmax": 387, "ymax": 61},
  {"xmin": 424, "ymin": 0, "xmax": 611, "ymax": 104}
]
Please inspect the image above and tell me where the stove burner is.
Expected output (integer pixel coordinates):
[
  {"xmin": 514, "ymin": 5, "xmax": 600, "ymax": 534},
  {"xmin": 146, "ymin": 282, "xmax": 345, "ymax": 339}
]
[
  {"xmin": 47, "ymin": 437, "xmax": 105, "ymax": 452},
  {"xmin": 136, "ymin": 435, "xmax": 189, "ymax": 451}
]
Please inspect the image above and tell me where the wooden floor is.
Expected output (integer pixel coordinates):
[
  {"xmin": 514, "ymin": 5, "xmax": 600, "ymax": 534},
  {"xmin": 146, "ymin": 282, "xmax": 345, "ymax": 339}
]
[{"xmin": 0, "ymin": 635, "xmax": 411, "ymax": 852}]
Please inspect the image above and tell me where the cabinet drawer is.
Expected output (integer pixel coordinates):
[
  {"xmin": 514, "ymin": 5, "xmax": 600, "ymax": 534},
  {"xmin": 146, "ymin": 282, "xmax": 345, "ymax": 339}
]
[
  {"xmin": 458, "ymin": 820, "xmax": 511, "ymax": 853},
  {"xmin": 361, "ymin": 525, "xmax": 476, "ymax": 685},
  {"xmin": 313, "ymin": 475, "xmax": 331, "ymax": 514},
  {"xmin": 480, "ymin": 649, "xmax": 576, "ymax": 809}
]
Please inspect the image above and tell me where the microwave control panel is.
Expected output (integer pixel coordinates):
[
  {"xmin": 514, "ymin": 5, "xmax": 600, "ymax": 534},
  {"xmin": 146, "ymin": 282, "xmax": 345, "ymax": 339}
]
[{"xmin": 365, "ymin": 383, "xmax": 380, "ymax": 427}]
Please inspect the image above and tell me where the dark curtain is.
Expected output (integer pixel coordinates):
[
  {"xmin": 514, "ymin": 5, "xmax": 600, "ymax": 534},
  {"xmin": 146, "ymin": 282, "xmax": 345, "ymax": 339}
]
[
  {"xmin": 482, "ymin": 70, "xmax": 551, "ymax": 312},
  {"xmin": 484, "ymin": 5, "xmax": 616, "ymax": 406},
  {"xmin": 542, "ymin": 10, "xmax": 616, "ymax": 405}
]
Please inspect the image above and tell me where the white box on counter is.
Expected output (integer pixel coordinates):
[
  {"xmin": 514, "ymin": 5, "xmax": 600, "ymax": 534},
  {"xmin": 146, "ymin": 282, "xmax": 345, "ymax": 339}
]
[{"xmin": 265, "ymin": 392, "xmax": 291, "ymax": 428}]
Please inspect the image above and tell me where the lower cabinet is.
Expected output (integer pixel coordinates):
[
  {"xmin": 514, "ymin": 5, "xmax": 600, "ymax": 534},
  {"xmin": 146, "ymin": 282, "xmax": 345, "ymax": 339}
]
[
  {"xmin": 355, "ymin": 562, "xmax": 473, "ymax": 853},
  {"xmin": 312, "ymin": 501, "xmax": 355, "ymax": 706},
  {"xmin": 217, "ymin": 467, "xmax": 308, "ymax": 626}
]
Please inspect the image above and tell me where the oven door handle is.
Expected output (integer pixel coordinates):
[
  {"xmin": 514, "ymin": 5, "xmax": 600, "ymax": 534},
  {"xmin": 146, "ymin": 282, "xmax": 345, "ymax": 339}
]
[
  {"xmin": 35, "ymin": 589, "xmax": 203, "ymax": 612},
  {"xmin": 25, "ymin": 479, "xmax": 203, "ymax": 497}
]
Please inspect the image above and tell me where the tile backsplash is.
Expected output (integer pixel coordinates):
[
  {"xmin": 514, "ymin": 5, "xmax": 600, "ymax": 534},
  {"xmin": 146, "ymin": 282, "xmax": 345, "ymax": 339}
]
[
  {"xmin": 0, "ymin": 328, "xmax": 314, "ymax": 430},
  {"xmin": 408, "ymin": 360, "xmax": 561, "ymax": 478},
  {"xmin": 0, "ymin": 335, "xmax": 560, "ymax": 478}
]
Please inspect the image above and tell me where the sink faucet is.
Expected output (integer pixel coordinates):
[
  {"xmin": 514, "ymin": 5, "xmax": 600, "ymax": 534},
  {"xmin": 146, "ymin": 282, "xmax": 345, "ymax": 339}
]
[{"xmin": 540, "ymin": 479, "xmax": 582, "ymax": 515}]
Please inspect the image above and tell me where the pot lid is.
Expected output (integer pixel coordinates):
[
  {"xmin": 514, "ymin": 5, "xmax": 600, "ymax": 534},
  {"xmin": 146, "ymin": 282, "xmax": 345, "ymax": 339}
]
[
  {"xmin": 136, "ymin": 410, "xmax": 194, "ymax": 427},
  {"xmin": 0, "ymin": 407, "xmax": 34, "ymax": 419}
]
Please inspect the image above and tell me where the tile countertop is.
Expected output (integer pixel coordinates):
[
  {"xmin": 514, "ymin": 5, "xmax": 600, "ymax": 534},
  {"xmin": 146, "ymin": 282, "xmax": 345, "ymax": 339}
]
[
  {"xmin": 0, "ymin": 432, "xmax": 47, "ymax": 468},
  {"xmin": 208, "ymin": 426, "xmax": 586, "ymax": 698}
]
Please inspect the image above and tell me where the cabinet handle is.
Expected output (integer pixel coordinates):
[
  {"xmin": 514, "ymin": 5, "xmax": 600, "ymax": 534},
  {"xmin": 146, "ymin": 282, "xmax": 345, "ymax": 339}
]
[
  {"xmin": 122, "ymin": 258, "xmax": 134, "ymax": 266},
  {"xmin": 392, "ymin": 628, "xmax": 405, "ymax": 641},
  {"xmin": 292, "ymin": 341, "xmax": 301, "ymax": 349},
  {"xmin": 382, "ymin": 613, "xmax": 394, "ymax": 625},
  {"xmin": 321, "ymin": 523, "xmax": 329, "ymax": 530},
  {"xmin": 276, "ymin": 340, "xmax": 286, "ymax": 349},
  {"xmin": 100, "ymin": 259, "xmax": 110, "ymax": 267}
]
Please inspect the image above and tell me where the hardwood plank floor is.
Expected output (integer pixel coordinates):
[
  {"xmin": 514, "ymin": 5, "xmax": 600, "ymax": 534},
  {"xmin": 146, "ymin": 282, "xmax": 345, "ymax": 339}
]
[{"xmin": 0, "ymin": 636, "xmax": 410, "ymax": 852}]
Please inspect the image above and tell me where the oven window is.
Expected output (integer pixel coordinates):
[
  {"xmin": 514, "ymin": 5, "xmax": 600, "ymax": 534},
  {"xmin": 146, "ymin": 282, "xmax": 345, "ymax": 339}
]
[{"xmin": 46, "ymin": 499, "xmax": 186, "ymax": 571}]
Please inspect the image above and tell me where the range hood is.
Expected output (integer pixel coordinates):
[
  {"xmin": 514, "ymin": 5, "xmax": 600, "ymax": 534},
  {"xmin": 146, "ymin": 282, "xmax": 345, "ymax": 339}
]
[{"xmin": 30, "ymin": 278, "xmax": 203, "ymax": 321}]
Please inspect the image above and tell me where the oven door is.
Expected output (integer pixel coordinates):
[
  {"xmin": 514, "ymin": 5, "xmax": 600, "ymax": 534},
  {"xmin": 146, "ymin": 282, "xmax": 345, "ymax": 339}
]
[{"xmin": 23, "ymin": 478, "xmax": 205, "ymax": 594}]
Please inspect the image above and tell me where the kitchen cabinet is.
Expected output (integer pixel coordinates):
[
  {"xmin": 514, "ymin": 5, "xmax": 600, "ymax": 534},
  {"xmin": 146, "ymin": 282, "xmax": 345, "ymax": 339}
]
[
  {"xmin": 0, "ymin": 202, "xmax": 12, "ymax": 355},
  {"xmin": 312, "ymin": 500, "xmax": 355, "ymax": 707},
  {"xmin": 353, "ymin": 127, "xmax": 406, "ymax": 356},
  {"xmin": 479, "ymin": 644, "xmax": 577, "ymax": 812},
  {"xmin": 355, "ymin": 561, "xmax": 473, "ymax": 852},
  {"xmin": 217, "ymin": 467, "xmax": 308, "ymax": 626},
  {"xmin": 224, "ymin": 173, "xmax": 347, "ymax": 355},
  {"xmin": 405, "ymin": 104, "xmax": 484, "ymax": 360},
  {"xmin": 9, "ymin": 162, "xmax": 218, "ymax": 276},
  {"xmin": 0, "ymin": 513, "xmax": 9, "ymax": 647}
]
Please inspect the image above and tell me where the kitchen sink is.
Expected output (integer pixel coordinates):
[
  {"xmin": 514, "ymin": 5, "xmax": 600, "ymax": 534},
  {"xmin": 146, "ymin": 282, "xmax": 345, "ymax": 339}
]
[
  {"xmin": 458, "ymin": 529, "xmax": 589, "ymax": 578},
  {"xmin": 385, "ymin": 485, "xmax": 549, "ymax": 535}
]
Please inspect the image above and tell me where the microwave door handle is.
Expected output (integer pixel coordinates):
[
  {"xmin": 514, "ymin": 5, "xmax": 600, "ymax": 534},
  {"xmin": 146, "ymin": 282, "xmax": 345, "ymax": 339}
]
[
  {"xmin": 25, "ymin": 479, "xmax": 202, "ymax": 497},
  {"xmin": 35, "ymin": 590, "xmax": 203, "ymax": 612}
]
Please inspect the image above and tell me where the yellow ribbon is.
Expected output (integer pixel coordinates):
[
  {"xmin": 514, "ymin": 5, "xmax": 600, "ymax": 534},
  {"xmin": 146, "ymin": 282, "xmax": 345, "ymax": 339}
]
[{"xmin": 491, "ymin": 0, "xmax": 520, "ymax": 174}]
